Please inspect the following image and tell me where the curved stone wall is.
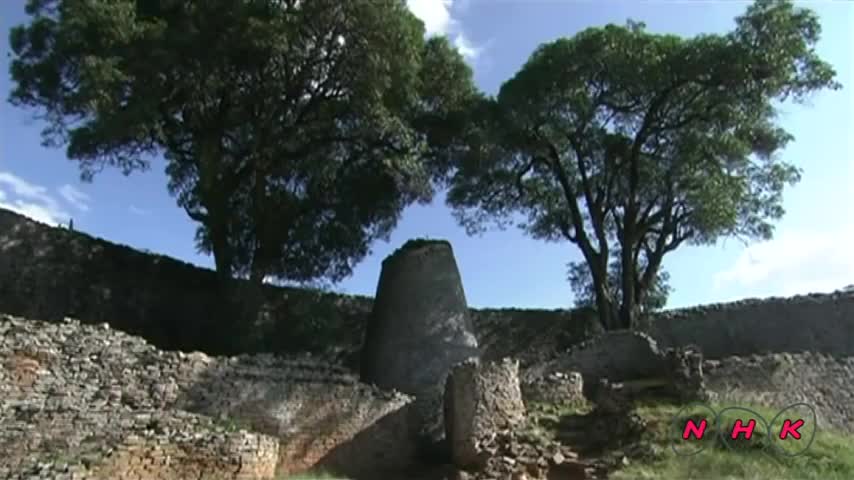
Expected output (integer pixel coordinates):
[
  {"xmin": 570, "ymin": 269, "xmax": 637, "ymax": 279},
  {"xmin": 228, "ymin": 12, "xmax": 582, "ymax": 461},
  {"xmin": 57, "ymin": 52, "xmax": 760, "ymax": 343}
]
[
  {"xmin": 1, "ymin": 206, "xmax": 853, "ymax": 367},
  {"xmin": 648, "ymin": 292, "xmax": 854, "ymax": 358}
]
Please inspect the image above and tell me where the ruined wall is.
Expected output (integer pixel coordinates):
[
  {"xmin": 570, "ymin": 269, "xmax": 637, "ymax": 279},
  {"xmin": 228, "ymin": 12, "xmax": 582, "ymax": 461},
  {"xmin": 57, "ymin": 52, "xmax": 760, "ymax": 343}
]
[
  {"xmin": 2, "ymin": 207, "xmax": 853, "ymax": 365},
  {"xmin": 525, "ymin": 331, "xmax": 668, "ymax": 386},
  {"xmin": 648, "ymin": 292, "xmax": 854, "ymax": 358},
  {"xmin": 703, "ymin": 352, "xmax": 854, "ymax": 433},
  {"xmin": 0, "ymin": 313, "xmax": 419, "ymax": 479},
  {"xmin": 0, "ymin": 208, "xmax": 373, "ymax": 360}
]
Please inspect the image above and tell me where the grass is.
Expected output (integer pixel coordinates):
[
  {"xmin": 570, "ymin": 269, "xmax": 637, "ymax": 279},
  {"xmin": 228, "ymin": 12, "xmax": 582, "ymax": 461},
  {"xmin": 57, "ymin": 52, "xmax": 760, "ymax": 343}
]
[
  {"xmin": 276, "ymin": 470, "xmax": 349, "ymax": 480},
  {"xmin": 609, "ymin": 401, "xmax": 854, "ymax": 480},
  {"xmin": 243, "ymin": 399, "xmax": 854, "ymax": 480}
]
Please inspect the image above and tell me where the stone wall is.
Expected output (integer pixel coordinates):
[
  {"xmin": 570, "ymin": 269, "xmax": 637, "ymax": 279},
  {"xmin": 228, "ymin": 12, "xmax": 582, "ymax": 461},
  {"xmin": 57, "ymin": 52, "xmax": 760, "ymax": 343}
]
[
  {"xmin": 525, "ymin": 331, "xmax": 668, "ymax": 387},
  {"xmin": 703, "ymin": 352, "xmax": 854, "ymax": 433},
  {"xmin": 0, "ymin": 313, "xmax": 419, "ymax": 479},
  {"xmin": 648, "ymin": 292, "xmax": 854, "ymax": 358},
  {"xmin": 0, "ymin": 207, "xmax": 374, "ymax": 361},
  {"xmin": 2, "ymin": 206, "xmax": 854, "ymax": 365}
]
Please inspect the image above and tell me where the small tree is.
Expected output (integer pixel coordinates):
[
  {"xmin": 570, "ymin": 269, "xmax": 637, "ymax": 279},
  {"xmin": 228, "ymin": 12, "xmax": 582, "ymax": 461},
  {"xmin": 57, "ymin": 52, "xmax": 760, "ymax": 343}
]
[
  {"xmin": 9, "ymin": 0, "xmax": 477, "ymax": 287},
  {"xmin": 446, "ymin": 0, "xmax": 840, "ymax": 331}
]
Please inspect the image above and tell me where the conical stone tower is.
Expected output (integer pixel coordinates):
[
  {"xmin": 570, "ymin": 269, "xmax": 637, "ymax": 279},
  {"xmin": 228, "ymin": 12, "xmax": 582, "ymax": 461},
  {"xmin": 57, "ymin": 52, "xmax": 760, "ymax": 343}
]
[{"xmin": 360, "ymin": 239, "xmax": 480, "ymax": 458}]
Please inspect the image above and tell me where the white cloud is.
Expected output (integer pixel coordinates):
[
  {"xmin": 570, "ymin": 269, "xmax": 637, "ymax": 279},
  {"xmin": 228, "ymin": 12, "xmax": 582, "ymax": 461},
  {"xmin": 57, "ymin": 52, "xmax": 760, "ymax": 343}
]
[
  {"xmin": 0, "ymin": 171, "xmax": 71, "ymax": 225},
  {"xmin": 408, "ymin": 0, "xmax": 453, "ymax": 36},
  {"xmin": 453, "ymin": 32, "xmax": 483, "ymax": 60},
  {"xmin": 129, "ymin": 205, "xmax": 150, "ymax": 216},
  {"xmin": 407, "ymin": 0, "xmax": 483, "ymax": 61},
  {"xmin": 714, "ymin": 225, "xmax": 854, "ymax": 297},
  {"xmin": 58, "ymin": 184, "xmax": 90, "ymax": 212}
]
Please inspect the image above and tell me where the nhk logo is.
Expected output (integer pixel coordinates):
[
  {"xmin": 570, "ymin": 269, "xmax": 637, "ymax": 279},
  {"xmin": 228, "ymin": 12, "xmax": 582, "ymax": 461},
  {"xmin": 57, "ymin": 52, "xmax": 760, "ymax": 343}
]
[{"xmin": 670, "ymin": 403, "xmax": 817, "ymax": 457}]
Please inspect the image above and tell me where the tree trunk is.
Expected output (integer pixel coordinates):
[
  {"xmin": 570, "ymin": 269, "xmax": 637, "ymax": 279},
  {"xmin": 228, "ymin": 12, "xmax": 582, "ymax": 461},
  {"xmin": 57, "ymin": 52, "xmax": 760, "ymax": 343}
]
[
  {"xmin": 210, "ymin": 225, "xmax": 233, "ymax": 285},
  {"xmin": 619, "ymin": 246, "xmax": 637, "ymax": 330},
  {"xmin": 589, "ymin": 257, "xmax": 616, "ymax": 331}
]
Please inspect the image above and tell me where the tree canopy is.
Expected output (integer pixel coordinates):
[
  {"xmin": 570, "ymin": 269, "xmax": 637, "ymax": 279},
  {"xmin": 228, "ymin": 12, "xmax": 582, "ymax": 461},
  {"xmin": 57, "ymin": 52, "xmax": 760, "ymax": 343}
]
[
  {"xmin": 9, "ymin": 0, "xmax": 477, "ymax": 285},
  {"xmin": 446, "ymin": 0, "xmax": 840, "ymax": 330}
]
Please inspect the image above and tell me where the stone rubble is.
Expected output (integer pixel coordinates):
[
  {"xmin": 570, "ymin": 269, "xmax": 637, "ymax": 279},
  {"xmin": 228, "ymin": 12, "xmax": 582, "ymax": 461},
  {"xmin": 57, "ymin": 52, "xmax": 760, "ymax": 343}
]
[
  {"xmin": 444, "ymin": 358, "xmax": 608, "ymax": 480},
  {"xmin": 1, "ymin": 315, "xmax": 281, "ymax": 479},
  {"xmin": 0, "ymin": 314, "xmax": 415, "ymax": 479},
  {"xmin": 520, "ymin": 371, "xmax": 585, "ymax": 408},
  {"xmin": 664, "ymin": 345, "xmax": 710, "ymax": 403},
  {"xmin": 444, "ymin": 358, "xmax": 527, "ymax": 469}
]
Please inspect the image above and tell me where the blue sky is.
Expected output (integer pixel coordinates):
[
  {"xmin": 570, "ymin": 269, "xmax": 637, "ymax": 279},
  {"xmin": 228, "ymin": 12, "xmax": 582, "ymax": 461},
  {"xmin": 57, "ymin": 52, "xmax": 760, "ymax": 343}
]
[{"xmin": 1, "ymin": 1, "xmax": 851, "ymax": 310}]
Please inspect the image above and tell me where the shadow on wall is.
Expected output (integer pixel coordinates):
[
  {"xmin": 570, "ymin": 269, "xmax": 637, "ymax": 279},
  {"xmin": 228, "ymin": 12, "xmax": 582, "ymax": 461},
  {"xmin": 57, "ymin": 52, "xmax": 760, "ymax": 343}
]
[
  {"xmin": 172, "ymin": 353, "xmax": 420, "ymax": 478},
  {"xmin": 0, "ymin": 208, "xmax": 373, "ymax": 359},
  {"xmin": 3, "ymin": 207, "xmax": 854, "ymax": 365}
]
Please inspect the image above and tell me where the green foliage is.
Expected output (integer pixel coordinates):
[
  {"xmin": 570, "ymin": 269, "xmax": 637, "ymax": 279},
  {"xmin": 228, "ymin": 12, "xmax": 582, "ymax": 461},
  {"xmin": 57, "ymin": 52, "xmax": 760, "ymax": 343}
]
[
  {"xmin": 9, "ymin": 0, "xmax": 477, "ymax": 286},
  {"xmin": 568, "ymin": 256, "xmax": 671, "ymax": 313},
  {"xmin": 446, "ymin": 0, "xmax": 840, "ymax": 330}
]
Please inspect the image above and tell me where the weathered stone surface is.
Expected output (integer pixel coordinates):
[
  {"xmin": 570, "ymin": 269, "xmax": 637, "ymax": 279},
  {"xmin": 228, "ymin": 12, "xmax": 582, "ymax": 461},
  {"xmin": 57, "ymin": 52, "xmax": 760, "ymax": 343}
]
[
  {"xmin": 0, "ymin": 207, "xmax": 375, "ymax": 362},
  {"xmin": 649, "ymin": 290, "xmax": 854, "ymax": 359},
  {"xmin": 361, "ymin": 239, "xmax": 480, "ymax": 451},
  {"xmin": 521, "ymin": 371, "xmax": 585, "ymax": 407},
  {"xmin": 4, "ymin": 206, "xmax": 854, "ymax": 371},
  {"xmin": 442, "ymin": 427, "xmax": 600, "ymax": 480},
  {"xmin": 444, "ymin": 358, "xmax": 526, "ymax": 470},
  {"xmin": 528, "ymin": 330, "xmax": 667, "ymax": 393},
  {"xmin": 0, "ymin": 314, "xmax": 418, "ymax": 479},
  {"xmin": 703, "ymin": 351, "xmax": 854, "ymax": 433},
  {"xmin": 664, "ymin": 346, "xmax": 709, "ymax": 403}
]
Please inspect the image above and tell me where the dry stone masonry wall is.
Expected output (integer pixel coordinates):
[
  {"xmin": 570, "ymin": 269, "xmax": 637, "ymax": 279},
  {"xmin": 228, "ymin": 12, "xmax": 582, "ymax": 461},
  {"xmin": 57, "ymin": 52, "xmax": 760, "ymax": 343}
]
[
  {"xmin": 443, "ymin": 358, "xmax": 526, "ymax": 470},
  {"xmin": 3, "ymin": 207, "xmax": 853, "ymax": 366},
  {"xmin": 361, "ymin": 239, "xmax": 480, "ymax": 455},
  {"xmin": 649, "ymin": 291, "xmax": 854, "ymax": 358},
  {"xmin": 703, "ymin": 352, "xmax": 854, "ymax": 433},
  {"xmin": 0, "ymin": 313, "xmax": 419, "ymax": 479}
]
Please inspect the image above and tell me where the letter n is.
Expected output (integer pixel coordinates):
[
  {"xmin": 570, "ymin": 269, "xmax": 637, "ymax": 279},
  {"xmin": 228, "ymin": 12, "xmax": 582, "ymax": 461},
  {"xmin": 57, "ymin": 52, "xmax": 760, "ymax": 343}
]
[
  {"xmin": 682, "ymin": 418, "xmax": 708, "ymax": 440},
  {"xmin": 730, "ymin": 419, "xmax": 756, "ymax": 440}
]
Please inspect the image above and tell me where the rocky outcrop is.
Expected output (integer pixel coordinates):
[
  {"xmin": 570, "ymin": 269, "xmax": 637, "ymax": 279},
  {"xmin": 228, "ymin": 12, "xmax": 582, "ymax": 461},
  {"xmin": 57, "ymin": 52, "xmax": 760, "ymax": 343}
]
[{"xmin": 361, "ymin": 239, "xmax": 480, "ymax": 453}]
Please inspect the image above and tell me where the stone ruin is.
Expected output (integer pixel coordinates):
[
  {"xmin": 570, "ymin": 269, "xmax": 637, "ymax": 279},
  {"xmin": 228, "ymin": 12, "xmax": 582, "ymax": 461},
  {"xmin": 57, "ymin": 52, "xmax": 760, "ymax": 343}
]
[
  {"xmin": 444, "ymin": 358, "xmax": 526, "ymax": 470},
  {"xmin": 5, "ymin": 228, "xmax": 854, "ymax": 479},
  {"xmin": 360, "ymin": 239, "xmax": 480, "ymax": 458},
  {"xmin": 0, "ymin": 313, "xmax": 419, "ymax": 480},
  {"xmin": 442, "ymin": 358, "xmax": 601, "ymax": 480},
  {"xmin": 520, "ymin": 371, "xmax": 585, "ymax": 408}
]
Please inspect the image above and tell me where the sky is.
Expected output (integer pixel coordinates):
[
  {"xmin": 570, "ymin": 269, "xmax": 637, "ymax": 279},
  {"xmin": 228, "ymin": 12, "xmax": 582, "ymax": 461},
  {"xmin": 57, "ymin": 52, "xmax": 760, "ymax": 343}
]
[{"xmin": 0, "ymin": 1, "xmax": 851, "ymax": 310}]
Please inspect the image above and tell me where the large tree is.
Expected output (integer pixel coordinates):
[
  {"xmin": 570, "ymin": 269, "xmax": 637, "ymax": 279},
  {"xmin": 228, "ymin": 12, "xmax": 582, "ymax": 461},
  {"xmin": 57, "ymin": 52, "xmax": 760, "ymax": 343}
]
[
  {"xmin": 446, "ymin": 0, "xmax": 839, "ymax": 330},
  {"xmin": 567, "ymin": 256, "xmax": 671, "ymax": 315},
  {"xmin": 9, "ymin": 0, "xmax": 477, "ymax": 285}
]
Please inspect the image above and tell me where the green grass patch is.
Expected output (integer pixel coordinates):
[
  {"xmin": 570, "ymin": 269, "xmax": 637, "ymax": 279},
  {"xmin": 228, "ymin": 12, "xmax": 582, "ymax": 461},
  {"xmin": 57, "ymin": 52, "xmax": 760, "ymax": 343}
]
[
  {"xmin": 277, "ymin": 468, "xmax": 350, "ymax": 480},
  {"xmin": 610, "ymin": 401, "xmax": 854, "ymax": 480}
]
